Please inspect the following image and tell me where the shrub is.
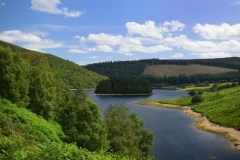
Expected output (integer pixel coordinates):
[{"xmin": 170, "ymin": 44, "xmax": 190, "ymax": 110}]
[{"xmin": 191, "ymin": 95, "xmax": 204, "ymax": 103}]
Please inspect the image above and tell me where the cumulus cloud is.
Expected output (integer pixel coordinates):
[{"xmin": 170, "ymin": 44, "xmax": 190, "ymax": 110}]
[
  {"xmin": 88, "ymin": 45, "xmax": 113, "ymax": 52},
  {"xmin": 163, "ymin": 35, "xmax": 240, "ymax": 53},
  {"xmin": 87, "ymin": 33, "xmax": 123, "ymax": 46},
  {"xmin": 162, "ymin": 20, "xmax": 185, "ymax": 32},
  {"xmin": 193, "ymin": 23, "xmax": 240, "ymax": 40},
  {"xmin": 126, "ymin": 20, "xmax": 185, "ymax": 39},
  {"xmin": 30, "ymin": 0, "xmax": 84, "ymax": 18},
  {"xmin": 0, "ymin": 30, "xmax": 62, "ymax": 51},
  {"xmin": 126, "ymin": 21, "xmax": 164, "ymax": 38},
  {"xmin": 191, "ymin": 52, "xmax": 232, "ymax": 59},
  {"xmin": 70, "ymin": 21, "xmax": 240, "ymax": 58}
]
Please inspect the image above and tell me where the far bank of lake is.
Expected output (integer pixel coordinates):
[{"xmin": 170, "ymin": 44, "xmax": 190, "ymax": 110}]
[{"xmin": 86, "ymin": 89, "xmax": 240, "ymax": 160}]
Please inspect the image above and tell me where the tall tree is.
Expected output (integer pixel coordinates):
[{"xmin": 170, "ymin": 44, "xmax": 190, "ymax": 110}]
[
  {"xmin": 104, "ymin": 103, "xmax": 155, "ymax": 160},
  {"xmin": 60, "ymin": 89, "xmax": 109, "ymax": 151}
]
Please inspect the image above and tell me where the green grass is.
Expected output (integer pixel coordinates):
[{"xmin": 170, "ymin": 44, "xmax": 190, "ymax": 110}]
[{"xmin": 161, "ymin": 85, "xmax": 240, "ymax": 130}]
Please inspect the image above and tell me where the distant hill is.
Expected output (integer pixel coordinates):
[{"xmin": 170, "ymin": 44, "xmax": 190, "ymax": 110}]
[
  {"xmin": 84, "ymin": 58, "xmax": 240, "ymax": 86},
  {"xmin": 0, "ymin": 40, "xmax": 108, "ymax": 89},
  {"xmin": 142, "ymin": 64, "xmax": 238, "ymax": 77}
]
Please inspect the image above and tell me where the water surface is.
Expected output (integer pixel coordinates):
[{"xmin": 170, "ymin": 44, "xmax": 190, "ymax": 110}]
[{"xmin": 86, "ymin": 89, "xmax": 240, "ymax": 160}]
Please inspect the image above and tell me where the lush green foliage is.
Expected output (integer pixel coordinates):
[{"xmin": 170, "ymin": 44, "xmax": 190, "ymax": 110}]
[
  {"xmin": 95, "ymin": 78, "xmax": 152, "ymax": 94},
  {"xmin": 191, "ymin": 95, "xmax": 204, "ymax": 103},
  {"xmin": 0, "ymin": 40, "xmax": 108, "ymax": 89},
  {"xmin": 0, "ymin": 41, "xmax": 153, "ymax": 159},
  {"xmin": 45, "ymin": 54, "xmax": 108, "ymax": 89},
  {"xmin": 60, "ymin": 89, "xmax": 109, "ymax": 151},
  {"xmin": 0, "ymin": 99, "xmax": 66, "ymax": 143},
  {"xmin": 104, "ymin": 103, "xmax": 155, "ymax": 160}
]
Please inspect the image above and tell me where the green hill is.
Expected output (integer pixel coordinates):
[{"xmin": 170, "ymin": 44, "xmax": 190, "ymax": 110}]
[
  {"xmin": 45, "ymin": 54, "xmax": 108, "ymax": 89},
  {"xmin": 84, "ymin": 59, "xmax": 240, "ymax": 86},
  {"xmin": 142, "ymin": 64, "xmax": 238, "ymax": 77},
  {"xmin": 161, "ymin": 84, "xmax": 240, "ymax": 130},
  {"xmin": 0, "ymin": 40, "xmax": 108, "ymax": 89}
]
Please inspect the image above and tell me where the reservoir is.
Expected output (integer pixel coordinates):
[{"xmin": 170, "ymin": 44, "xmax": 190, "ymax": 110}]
[{"xmin": 86, "ymin": 89, "xmax": 240, "ymax": 160}]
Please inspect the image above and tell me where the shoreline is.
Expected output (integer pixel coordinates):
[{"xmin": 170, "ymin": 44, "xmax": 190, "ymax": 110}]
[
  {"xmin": 134, "ymin": 100, "xmax": 240, "ymax": 150},
  {"xmin": 93, "ymin": 93, "xmax": 153, "ymax": 96}
]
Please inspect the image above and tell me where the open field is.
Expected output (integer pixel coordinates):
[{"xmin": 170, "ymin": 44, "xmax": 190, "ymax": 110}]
[{"xmin": 142, "ymin": 64, "xmax": 238, "ymax": 77}]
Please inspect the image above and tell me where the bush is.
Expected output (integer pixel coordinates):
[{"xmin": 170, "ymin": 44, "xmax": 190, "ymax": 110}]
[{"xmin": 191, "ymin": 95, "xmax": 204, "ymax": 103}]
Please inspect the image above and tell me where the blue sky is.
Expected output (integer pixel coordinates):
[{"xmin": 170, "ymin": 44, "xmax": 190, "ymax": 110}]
[{"xmin": 1, "ymin": 0, "xmax": 240, "ymax": 65}]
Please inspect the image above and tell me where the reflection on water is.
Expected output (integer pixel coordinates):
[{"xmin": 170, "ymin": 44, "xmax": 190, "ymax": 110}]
[{"xmin": 86, "ymin": 89, "xmax": 240, "ymax": 160}]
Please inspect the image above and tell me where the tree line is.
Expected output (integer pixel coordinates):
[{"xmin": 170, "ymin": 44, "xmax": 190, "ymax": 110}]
[
  {"xmin": 84, "ymin": 58, "xmax": 240, "ymax": 86},
  {"xmin": 95, "ymin": 78, "xmax": 152, "ymax": 94}
]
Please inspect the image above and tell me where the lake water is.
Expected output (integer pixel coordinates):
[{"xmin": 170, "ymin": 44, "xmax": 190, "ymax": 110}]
[{"xmin": 86, "ymin": 89, "xmax": 240, "ymax": 160}]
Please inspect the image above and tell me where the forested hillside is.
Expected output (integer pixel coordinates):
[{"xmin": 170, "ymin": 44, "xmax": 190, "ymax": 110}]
[
  {"xmin": 0, "ymin": 41, "xmax": 154, "ymax": 159},
  {"xmin": 85, "ymin": 58, "xmax": 240, "ymax": 86},
  {"xmin": 0, "ymin": 40, "xmax": 108, "ymax": 89},
  {"xmin": 45, "ymin": 54, "xmax": 108, "ymax": 89}
]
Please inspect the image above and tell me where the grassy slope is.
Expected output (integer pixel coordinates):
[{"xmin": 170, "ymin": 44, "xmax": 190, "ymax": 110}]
[
  {"xmin": 0, "ymin": 40, "xmax": 108, "ymax": 89},
  {"xmin": 160, "ymin": 85, "xmax": 240, "ymax": 130},
  {"xmin": 142, "ymin": 64, "xmax": 238, "ymax": 77}
]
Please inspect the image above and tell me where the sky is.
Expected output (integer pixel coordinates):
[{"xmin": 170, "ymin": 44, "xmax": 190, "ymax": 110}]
[{"xmin": 1, "ymin": 0, "xmax": 240, "ymax": 65}]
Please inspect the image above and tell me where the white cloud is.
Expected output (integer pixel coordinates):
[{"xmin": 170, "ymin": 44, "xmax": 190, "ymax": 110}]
[
  {"xmin": 30, "ymin": 0, "xmax": 84, "ymax": 18},
  {"xmin": 126, "ymin": 20, "xmax": 185, "ymax": 39},
  {"xmin": 126, "ymin": 21, "xmax": 163, "ymax": 38},
  {"xmin": 88, "ymin": 45, "xmax": 113, "ymax": 52},
  {"xmin": 191, "ymin": 52, "xmax": 232, "ymax": 59},
  {"xmin": 162, "ymin": 20, "xmax": 185, "ymax": 32},
  {"xmin": 75, "ymin": 35, "xmax": 85, "ymax": 42},
  {"xmin": 172, "ymin": 53, "xmax": 183, "ymax": 58},
  {"xmin": 69, "ymin": 21, "xmax": 240, "ymax": 58},
  {"xmin": 163, "ymin": 35, "xmax": 240, "ymax": 53},
  {"xmin": 0, "ymin": 30, "xmax": 62, "ymax": 51},
  {"xmin": 87, "ymin": 33, "xmax": 123, "ymax": 46},
  {"xmin": 68, "ymin": 49, "xmax": 88, "ymax": 54},
  {"xmin": 193, "ymin": 23, "xmax": 240, "ymax": 40}
]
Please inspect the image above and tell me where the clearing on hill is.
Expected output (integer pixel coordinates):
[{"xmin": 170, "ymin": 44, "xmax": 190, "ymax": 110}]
[{"xmin": 142, "ymin": 64, "xmax": 238, "ymax": 77}]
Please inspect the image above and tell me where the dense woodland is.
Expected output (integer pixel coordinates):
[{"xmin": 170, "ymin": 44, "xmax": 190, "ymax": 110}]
[
  {"xmin": 95, "ymin": 78, "xmax": 152, "ymax": 94},
  {"xmin": 0, "ymin": 40, "xmax": 107, "ymax": 89},
  {"xmin": 0, "ymin": 41, "xmax": 154, "ymax": 159},
  {"xmin": 85, "ymin": 58, "xmax": 240, "ymax": 86}
]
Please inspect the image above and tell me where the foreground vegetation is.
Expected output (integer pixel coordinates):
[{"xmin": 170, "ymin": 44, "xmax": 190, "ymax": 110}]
[
  {"xmin": 0, "ymin": 42, "xmax": 154, "ymax": 159},
  {"xmin": 160, "ymin": 84, "xmax": 240, "ymax": 130}
]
